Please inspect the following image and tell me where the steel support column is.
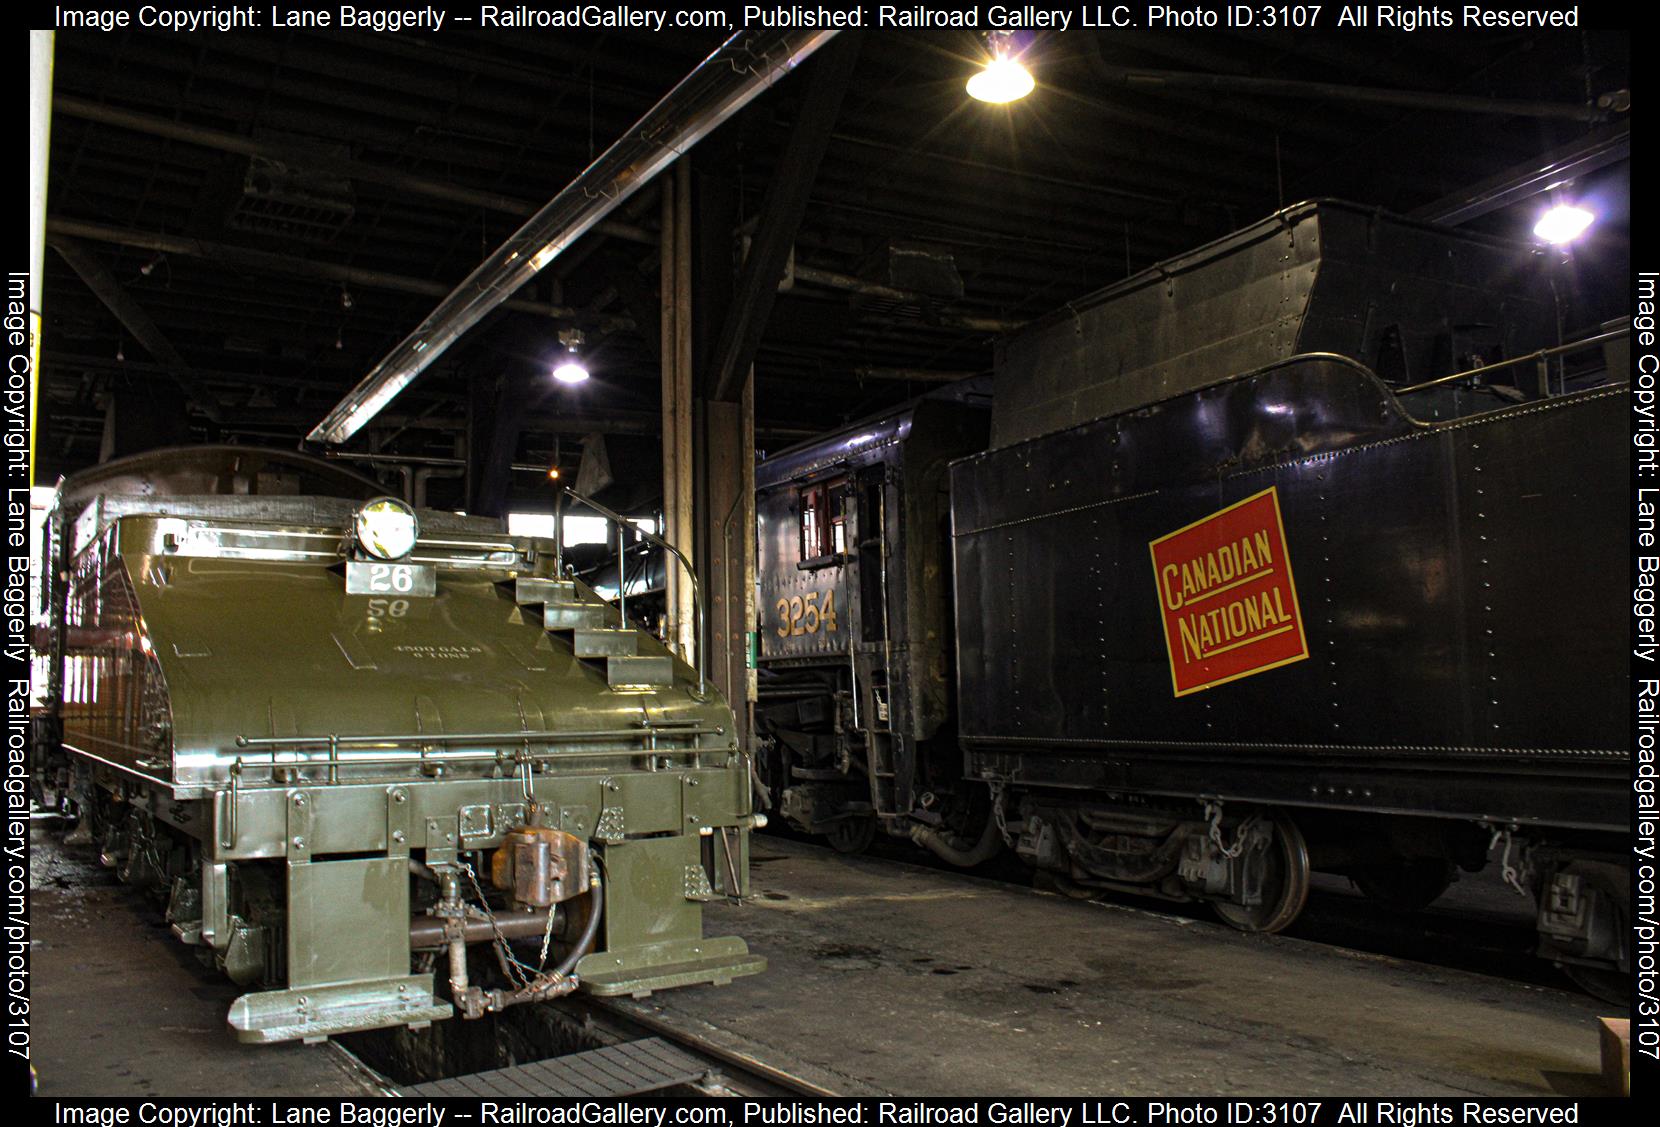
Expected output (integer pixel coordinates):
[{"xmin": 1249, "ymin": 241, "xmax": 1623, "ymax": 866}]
[
  {"xmin": 29, "ymin": 32, "xmax": 53, "ymax": 479},
  {"xmin": 683, "ymin": 143, "xmax": 754, "ymax": 753},
  {"xmin": 662, "ymin": 168, "xmax": 697, "ymax": 664},
  {"xmin": 700, "ymin": 381, "xmax": 755, "ymax": 726},
  {"xmin": 708, "ymin": 33, "xmax": 863, "ymax": 403}
]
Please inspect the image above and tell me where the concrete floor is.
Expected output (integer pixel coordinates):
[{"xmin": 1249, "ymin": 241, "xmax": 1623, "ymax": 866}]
[
  {"xmin": 30, "ymin": 824, "xmax": 388, "ymax": 1098},
  {"xmin": 608, "ymin": 838, "xmax": 1616, "ymax": 1097},
  {"xmin": 29, "ymin": 822, "xmax": 1616, "ymax": 1097}
]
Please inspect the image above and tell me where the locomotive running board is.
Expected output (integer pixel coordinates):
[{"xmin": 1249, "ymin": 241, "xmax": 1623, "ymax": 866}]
[{"xmin": 227, "ymin": 975, "xmax": 452, "ymax": 1044}]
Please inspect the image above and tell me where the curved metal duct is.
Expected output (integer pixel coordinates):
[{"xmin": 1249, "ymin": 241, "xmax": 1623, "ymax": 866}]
[{"xmin": 309, "ymin": 28, "xmax": 838, "ymax": 447}]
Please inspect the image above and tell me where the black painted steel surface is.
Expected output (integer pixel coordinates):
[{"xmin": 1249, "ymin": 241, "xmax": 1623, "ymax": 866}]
[
  {"xmin": 991, "ymin": 200, "xmax": 1560, "ymax": 447},
  {"xmin": 950, "ymin": 358, "xmax": 1627, "ymax": 831}
]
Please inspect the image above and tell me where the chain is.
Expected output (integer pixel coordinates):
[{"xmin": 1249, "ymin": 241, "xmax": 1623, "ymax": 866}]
[
  {"xmin": 1204, "ymin": 801, "xmax": 1258, "ymax": 860},
  {"xmin": 1488, "ymin": 827, "xmax": 1530, "ymax": 897},
  {"xmin": 989, "ymin": 780, "xmax": 1013, "ymax": 846},
  {"xmin": 457, "ymin": 861, "xmax": 537, "ymax": 989},
  {"xmin": 537, "ymin": 899, "xmax": 558, "ymax": 967},
  {"xmin": 452, "ymin": 857, "xmax": 585, "ymax": 1006}
]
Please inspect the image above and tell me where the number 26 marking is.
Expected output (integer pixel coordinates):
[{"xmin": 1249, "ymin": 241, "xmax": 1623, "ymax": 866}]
[
  {"xmin": 776, "ymin": 589, "xmax": 838, "ymax": 637},
  {"xmin": 367, "ymin": 563, "xmax": 414, "ymax": 593}
]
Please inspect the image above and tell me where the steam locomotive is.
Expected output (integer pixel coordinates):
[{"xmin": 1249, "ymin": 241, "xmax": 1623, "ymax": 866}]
[
  {"xmin": 32, "ymin": 446, "xmax": 762, "ymax": 1043},
  {"xmin": 754, "ymin": 201, "xmax": 1630, "ymax": 998}
]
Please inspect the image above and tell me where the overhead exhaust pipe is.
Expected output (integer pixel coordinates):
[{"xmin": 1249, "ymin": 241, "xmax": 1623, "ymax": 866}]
[{"xmin": 308, "ymin": 29, "xmax": 838, "ymax": 447}]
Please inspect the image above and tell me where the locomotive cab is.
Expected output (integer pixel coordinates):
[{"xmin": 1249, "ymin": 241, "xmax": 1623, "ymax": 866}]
[{"xmin": 754, "ymin": 398, "xmax": 989, "ymax": 856}]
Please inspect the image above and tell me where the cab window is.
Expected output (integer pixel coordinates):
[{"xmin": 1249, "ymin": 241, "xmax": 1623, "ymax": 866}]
[{"xmin": 798, "ymin": 478, "xmax": 849, "ymax": 561}]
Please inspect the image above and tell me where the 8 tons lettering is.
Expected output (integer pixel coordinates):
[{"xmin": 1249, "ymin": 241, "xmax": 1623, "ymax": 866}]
[{"xmin": 1149, "ymin": 487, "xmax": 1309, "ymax": 696}]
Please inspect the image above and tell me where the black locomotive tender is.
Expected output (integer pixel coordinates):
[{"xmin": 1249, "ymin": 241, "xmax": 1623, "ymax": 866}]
[{"xmin": 754, "ymin": 201, "xmax": 1630, "ymax": 996}]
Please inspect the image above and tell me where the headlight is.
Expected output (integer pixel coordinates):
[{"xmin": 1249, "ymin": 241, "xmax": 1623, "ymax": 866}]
[{"xmin": 354, "ymin": 497, "xmax": 420, "ymax": 561}]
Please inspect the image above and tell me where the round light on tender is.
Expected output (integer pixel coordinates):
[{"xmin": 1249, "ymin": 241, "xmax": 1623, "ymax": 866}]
[{"xmin": 355, "ymin": 497, "xmax": 420, "ymax": 561}]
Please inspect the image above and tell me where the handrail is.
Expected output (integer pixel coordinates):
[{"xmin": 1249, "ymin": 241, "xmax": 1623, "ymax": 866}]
[
  {"xmin": 234, "ymin": 720, "xmax": 715, "ymax": 750},
  {"xmin": 217, "ymin": 737, "xmax": 722, "ymax": 798},
  {"xmin": 562, "ymin": 486, "xmax": 707, "ymax": 697},
  {"xmin": 1395, "ymin": 327, "xmax": 1628, "ymax": 395}
]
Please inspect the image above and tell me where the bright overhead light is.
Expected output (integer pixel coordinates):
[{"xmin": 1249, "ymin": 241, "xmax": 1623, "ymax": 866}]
[
  {"xmin": 1533, "ymin": 204, "xmax": 1594, "ymax": 245},
  {"xmin": 553, "ymin": 328, "xmax": 590, "ymax": 384},
  {"xmin": 967, "ymin": 54, "xmax": 1034, "ymax": 103},
  {"xmin": 552, "ymin": 358, "xmax": 590, "ymax": 384},
  {"xmin": 968, "ymin": 32, "xmax": 1034, "ymax": 104}
]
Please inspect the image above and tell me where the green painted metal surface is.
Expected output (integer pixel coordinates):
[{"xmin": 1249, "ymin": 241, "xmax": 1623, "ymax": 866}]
[{"xmin": 44, "ymin": 477, "xmax": 764, "ymax": 1044}]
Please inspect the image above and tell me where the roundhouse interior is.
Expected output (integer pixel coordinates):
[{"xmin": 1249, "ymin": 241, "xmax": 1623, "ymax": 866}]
[{"xmin": 23, "ymin": 14, "xmax": 1635, "ymax": 1102}]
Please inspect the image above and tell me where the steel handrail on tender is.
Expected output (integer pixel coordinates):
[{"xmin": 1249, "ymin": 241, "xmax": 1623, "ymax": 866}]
[{"xmin": 561, "ymin": 486, "xmax": 709, "ymax": 698}]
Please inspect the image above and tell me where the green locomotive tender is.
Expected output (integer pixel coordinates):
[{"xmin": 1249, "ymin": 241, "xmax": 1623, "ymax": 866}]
[{"xmin": 33, "ymin": 447, "xmax": 763, "ymax": 1043}]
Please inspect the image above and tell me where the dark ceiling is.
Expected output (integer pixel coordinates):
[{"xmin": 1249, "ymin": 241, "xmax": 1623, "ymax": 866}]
[{"xmin": 39, "ymin": 24, "xmax": 1631, "ymax": 507}]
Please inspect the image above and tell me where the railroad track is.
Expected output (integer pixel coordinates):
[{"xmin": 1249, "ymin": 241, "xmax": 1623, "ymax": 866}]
[
  {"xmin": 572, "ymin": 996, "xmax": 841, "ymax": 1097},
  {"xmin": 383, "ymin": 996, "xmax": 837, "ymax": 1099}
]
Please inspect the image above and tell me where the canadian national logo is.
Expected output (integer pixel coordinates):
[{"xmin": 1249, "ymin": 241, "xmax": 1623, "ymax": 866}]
[{"xmin": 1149, "ymin": 487, "xmax": 1308, "ymax": 697}]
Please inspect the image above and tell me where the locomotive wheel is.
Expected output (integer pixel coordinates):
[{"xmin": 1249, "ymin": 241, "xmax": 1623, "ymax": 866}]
[
  {"xmin": 1213, "ymin": 814, "xmax": 1310, "ymax": 934},
  {"xmin": 1033, "ymin": 870, "xmax": 1099, "ymax": 901},
  {"xmin": 1563, "ymin": 964, "xmax": 1630, "ymax": 1006},
  {"xmin": 1054, "ymin": 875, "xmax": 1097, "ymax": 900},
  {"xmin": 1352, "ymin": 859, "xmax": 1457, "ymax": 913},
  {"xmin": 826, "ymin": 815, "xmax": 875, "ymax": 854}
]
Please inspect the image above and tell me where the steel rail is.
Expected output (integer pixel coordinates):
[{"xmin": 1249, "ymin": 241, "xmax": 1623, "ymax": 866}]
[{"xmin": 574, "ymin": 999, "xmax": 842, "ymax": 1098}]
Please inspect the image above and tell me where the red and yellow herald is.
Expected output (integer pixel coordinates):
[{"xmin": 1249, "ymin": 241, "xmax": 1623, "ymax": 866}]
[{"xmin": 1149, "ymin": 487, "xmax": 1308, "ymax": 697}]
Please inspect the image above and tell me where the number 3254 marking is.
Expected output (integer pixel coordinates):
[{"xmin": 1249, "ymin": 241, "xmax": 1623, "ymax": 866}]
[{"xmin": 776, "ymin": 590, "xmax": 838, "ymax": 637}]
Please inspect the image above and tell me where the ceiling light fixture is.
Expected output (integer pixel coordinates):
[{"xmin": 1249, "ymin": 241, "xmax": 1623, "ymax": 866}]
[
  {"xmin": 553, "ymin": 328, "xmax": 590, "ymax": 384},
  {"xmin": 967, "ymin": 31, "xmax": 1034, "ymax": 104},
  {"xmin": 1533, "ymin": 203, "xmax": 1595, "ymax": 245}
]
